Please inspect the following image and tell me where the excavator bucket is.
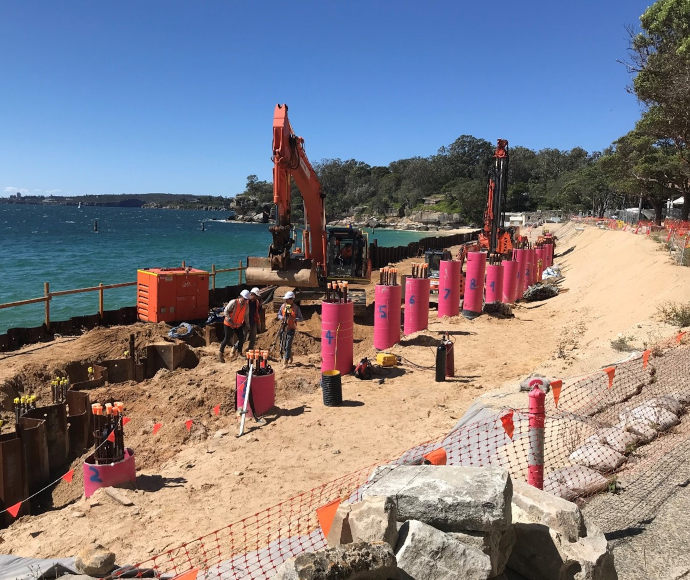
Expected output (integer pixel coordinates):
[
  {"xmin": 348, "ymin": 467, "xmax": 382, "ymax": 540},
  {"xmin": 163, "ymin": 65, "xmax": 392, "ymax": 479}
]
[{"xmin": 245, "ymin": 257, "xmax": 319, "ymax": 288}]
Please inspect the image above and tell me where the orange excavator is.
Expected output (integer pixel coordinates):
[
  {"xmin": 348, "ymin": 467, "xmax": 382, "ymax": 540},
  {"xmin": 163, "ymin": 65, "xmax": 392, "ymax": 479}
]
[
  {"xmin": 478, "ymin": 139, "xmax": 526, "ymax": 257},
  {"xmin": 245, "ymin": 104, "xmax": 371, "ymax": 294}
]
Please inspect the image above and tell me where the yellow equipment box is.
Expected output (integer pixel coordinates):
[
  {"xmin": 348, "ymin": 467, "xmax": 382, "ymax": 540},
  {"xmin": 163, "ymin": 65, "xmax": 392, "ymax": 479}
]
[{"xmin": 376, "ymin": 353, "xmax": 398, "ymax": 367}]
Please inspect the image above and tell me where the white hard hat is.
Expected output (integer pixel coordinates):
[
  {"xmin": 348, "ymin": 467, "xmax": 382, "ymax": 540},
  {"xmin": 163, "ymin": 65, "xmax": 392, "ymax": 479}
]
[
  {"xmin": 240, "ymin": 289, "xmax": 251, "ymax": 299},
  {"xmin": 284, "ymin": 291, "xmax": 295, "ymax": 300},
  {"xmin": 250, "ymin": 287, "xmax": 261, "ymax": 295}
]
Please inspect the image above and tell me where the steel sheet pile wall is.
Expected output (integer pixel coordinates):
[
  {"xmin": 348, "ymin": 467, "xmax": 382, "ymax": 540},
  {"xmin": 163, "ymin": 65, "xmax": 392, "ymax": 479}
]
[{"xmin": 369, "ymin": 231, "xmax": 479, "ymax": 270}]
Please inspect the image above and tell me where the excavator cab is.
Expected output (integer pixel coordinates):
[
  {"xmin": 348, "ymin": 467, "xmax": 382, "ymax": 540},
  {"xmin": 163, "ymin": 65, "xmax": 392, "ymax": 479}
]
[{"xmin": 326, "ymin": 227, "xmax": 369, "ymax": 282}]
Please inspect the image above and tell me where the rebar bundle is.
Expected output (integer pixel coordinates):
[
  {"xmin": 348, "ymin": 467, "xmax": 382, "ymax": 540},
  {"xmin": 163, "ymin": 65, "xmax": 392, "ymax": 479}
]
[
  {"xmin": 92, "ymin": 400, "xmax": 126, "ymax": 464},
  {"xmin": 325, "ymin": 281, "xmax": 349, "ymax": 303},
  {"xmin": 378, "ymin": 267, "xmax": 399, "ymax": 286}
]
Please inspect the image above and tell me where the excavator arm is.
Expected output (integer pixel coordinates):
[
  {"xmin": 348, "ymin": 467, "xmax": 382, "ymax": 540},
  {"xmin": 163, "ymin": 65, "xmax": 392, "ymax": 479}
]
[{"xmin": 270, "ymin": 104, "xmax": 326, "ymax": 269}]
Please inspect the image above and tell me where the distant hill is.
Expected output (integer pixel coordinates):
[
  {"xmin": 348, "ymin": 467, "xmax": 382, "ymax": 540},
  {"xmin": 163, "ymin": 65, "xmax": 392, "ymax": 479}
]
[{"xmin": 1, "ymin": 193, "xmax": 232, "ymax": 210}]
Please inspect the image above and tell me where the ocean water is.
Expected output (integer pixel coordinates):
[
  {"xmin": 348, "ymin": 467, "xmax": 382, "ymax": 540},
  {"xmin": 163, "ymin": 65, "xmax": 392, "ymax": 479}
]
[{"xmin": 0, "ymin": 204, "xmax": 428, "ymax": 333}]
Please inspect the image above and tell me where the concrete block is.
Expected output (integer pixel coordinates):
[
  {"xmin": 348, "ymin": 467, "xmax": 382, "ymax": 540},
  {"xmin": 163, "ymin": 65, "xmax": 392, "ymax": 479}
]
[
  {"xmin": 363, "ymin": 465, "xmax": 512, "ymax": 532},
  {"xmin": 396, "ymin": 520, "xmax": 492, "ymax": 580}
]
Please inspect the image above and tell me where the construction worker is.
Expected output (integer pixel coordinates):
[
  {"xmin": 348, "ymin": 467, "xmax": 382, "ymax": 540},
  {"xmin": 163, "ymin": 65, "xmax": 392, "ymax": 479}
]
[
  {"xmin": 247, "ymin": 287, "xmax": 264, "ymax": 350},
  {"xmin": 277, "ymin": 291, "xmax": 303, "ymax": 367},
  {"xmin": 340, "ymin": 243, "xmax": 353, "ymax": 265},
  {"xmin": 219, "ymin": 289, "xmax": 250, "ymax": 362}
]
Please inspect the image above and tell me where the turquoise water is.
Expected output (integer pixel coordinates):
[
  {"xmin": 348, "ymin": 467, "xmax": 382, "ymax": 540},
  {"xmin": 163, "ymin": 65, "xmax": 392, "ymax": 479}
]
[{"xmin": 0, "ymin": 204, "xmax": 428, "ymax": 333}]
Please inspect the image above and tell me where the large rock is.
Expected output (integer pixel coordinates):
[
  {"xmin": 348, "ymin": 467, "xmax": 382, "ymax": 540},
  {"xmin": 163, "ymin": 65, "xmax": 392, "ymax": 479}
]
[
  {"xmin": 449, "ymin": 526, "xmax": 515, "ymax": 577},
  {"xmin": 74, "ymin": 543, "xmax": 116, "ymax": 576},
  {"xmin": 363, "ymin": 465, "xmax": 512, "ymax": 533},
  {"xmin": 396, "ymin": 520, "xmax": 492, "ymax": 579},
  {"xmin": 511, "ymin": 480, "xmax": 584, "ymax": 543},
  {"xmin": 509, "ymin": 505, "xmax": 616, "ymax": 579},
  {"xmin": 274, "ymin": 541, "xmax": 397, "ymax": 579},
  {"xmin": 326, "ymin": 502, "xmax": 353, "ymax": 547},
  {"xmin": 348, "ymin": 496, "xmax": 399, "ymax": 549}
]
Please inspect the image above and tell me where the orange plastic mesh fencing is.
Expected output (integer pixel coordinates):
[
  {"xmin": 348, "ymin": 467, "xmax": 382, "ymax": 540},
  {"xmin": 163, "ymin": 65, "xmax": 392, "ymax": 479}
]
[{"xmin": 115, "ymin": 342, "xmax": 689, "ymax": 579}]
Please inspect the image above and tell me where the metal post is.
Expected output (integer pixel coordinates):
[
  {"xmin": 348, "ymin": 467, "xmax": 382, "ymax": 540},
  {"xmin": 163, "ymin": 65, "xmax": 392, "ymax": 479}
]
[
  {"xmin": 44, "ymin": 282, "xmax": 50, "ymax": 329},
  {"xmin": 211, "ymin": 264, "xmax": 217, "ymax": 290},
  {"xmin": 99, "ymin": 283, "xmax": 104, "ymax": 318},
  {"xmin": 528, "ymin": 386, "xmax": 545, "ymax": 489}
]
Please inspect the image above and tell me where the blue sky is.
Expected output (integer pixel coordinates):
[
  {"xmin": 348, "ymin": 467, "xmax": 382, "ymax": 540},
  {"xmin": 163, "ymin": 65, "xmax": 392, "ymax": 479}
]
[{"xmin": 0, "ymin": 0, "xmax": 652, "ymax": 198}]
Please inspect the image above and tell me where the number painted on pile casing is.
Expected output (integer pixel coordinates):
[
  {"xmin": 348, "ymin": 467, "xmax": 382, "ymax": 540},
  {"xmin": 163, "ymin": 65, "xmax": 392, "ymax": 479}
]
[
  {"xmin": 470, "ymin": 278, "xmax": 477, "ymax": 290},
  {"xmin": 490, "ymin": 281, "xmax": 495, "ymax": 292},
  {"xmin": 378, "ymin": 304, "xmax": 387, "ymax": 319},
  {"xmin": 409, "ymin": 295, "xmax": 415, "ymax": 305},
  {"xmin": 325, "ymin": 330, "xmax": 334, "ymax": 344},
  {"xmin": 88, "ymin": 465, "xmax": 103, "ymax": 483},
  {"xmin": 443, "ymin": 288, "xmax": 451, "ymax": 300}
]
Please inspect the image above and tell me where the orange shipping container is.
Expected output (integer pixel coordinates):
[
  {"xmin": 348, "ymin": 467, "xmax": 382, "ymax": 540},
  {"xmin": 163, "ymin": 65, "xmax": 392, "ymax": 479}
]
[{"xmin": 137, "ymin": 268, "xmax": 209, "ymax": 323}]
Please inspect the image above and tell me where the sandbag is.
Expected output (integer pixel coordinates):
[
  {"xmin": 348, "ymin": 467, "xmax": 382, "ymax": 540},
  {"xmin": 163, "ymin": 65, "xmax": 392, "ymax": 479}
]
[
  {"xmin": 590, "ymin": 427, "xmax": 640, "ymax": 455},
  {"xmin": 619, "ymin": 404, "xmax": 679, "ymax": 432},
  {"xmin": 568, "ymin": 443, "xmax": 626, "ymax": 472},
  {"xmin": 544, "ymin": 466, "xmax": 609, "ymax": 501},
  {"xmin": 646, "ymin": 396, "xmax": 685, "ymax": 416}
]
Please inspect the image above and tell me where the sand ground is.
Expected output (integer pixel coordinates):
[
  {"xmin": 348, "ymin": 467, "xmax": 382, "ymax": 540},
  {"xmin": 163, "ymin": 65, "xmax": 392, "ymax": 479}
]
[{"xmin": 0, "ymin": 221, "xmax": 689, "ymax": 568}]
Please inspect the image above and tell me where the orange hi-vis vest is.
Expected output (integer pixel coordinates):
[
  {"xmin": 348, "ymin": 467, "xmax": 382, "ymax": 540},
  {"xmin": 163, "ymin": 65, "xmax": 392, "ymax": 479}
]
[{"xmin": 224, "ymin": 300, "xmax": 247, "ymax": 328}]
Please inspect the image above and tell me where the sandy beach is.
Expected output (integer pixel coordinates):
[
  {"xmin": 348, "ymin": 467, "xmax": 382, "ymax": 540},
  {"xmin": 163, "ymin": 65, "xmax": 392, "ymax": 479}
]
[{"xmin": 1, "ymin": 220, "xmax": 689, "ymax": 569}]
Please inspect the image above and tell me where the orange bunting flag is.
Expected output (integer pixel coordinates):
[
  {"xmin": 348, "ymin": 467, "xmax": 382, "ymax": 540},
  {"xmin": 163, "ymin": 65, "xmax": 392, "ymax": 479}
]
[
  {"xmin": 550, "ymin": 380, "xmax": 563, "ymax": 408},
  {"xmin": 123, "ymin": 417, "xmax": 131, "ymax": 426},
  {"xmin": 316, "ymin": 498, "xmax": 342, "ymax": 538},
  {"xmin": 106, "ymin": 430, "xmax": 116, "ymax": 443},
  {"xmin": 213, "ymin": 404, "xmax": 221, "ymax": 416},
  {"xmin": 62, "ymin": 469, "xmax": 75, "ymax": 483},
  {"xmin": 604, "ymin": 366, "xmax": 616, "ymax": 389},
  {"xmin": 677, "ymin": 331, "xmax": 686, "ymax": 344},
  {"xmin": 171, "ymin": 569, "xmax": 199, "ymax": 580},
  {"xmin": 153, "ymin": 422, "xmax": 162, "ymax": 435},
  {"xmin": 185, "ymin": 419, "xmax": 193, "ymax": 432},
  {"xmin": 642, "ymin": 350, "xmax": 651, "ymax": 369},
  {"xmin": 500, "ymin": 411, "xmax": 515, "ymax": 440},
  {"xmin": 7, "ymin": 502, "xmax": 21, "ymax": 518}
]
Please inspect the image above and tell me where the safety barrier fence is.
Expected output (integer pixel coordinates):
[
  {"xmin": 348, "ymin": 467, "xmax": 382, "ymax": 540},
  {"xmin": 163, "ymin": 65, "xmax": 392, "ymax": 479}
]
[{"xmin": 94, "ymin": 334, "xmax": 688, "ymax": 579}]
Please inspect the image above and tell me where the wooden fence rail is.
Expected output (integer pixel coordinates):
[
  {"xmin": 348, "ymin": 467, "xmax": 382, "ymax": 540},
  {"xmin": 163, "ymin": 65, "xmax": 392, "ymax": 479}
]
[{"xmin": 0, "ymin": 262, "xmax": 246, "ymax": 330}]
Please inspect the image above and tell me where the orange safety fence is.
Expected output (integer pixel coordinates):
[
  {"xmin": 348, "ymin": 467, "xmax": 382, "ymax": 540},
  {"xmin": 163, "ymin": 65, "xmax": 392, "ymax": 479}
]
[{"xmin": 104, "ymin": 334, "xmax": 689, "ymax": 579}]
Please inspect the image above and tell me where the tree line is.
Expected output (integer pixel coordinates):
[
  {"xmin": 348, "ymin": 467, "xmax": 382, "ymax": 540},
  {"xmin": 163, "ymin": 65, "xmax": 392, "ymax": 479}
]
[{"xmin": 241, "ymin": 0, "xmax": 689, "ymax": 226}]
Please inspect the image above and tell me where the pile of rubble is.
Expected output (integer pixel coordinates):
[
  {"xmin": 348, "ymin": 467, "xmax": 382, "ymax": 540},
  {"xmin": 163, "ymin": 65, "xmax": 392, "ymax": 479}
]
[{"xmin": 276, "ymin": 465, "xmax": 616, "ymax": 579}]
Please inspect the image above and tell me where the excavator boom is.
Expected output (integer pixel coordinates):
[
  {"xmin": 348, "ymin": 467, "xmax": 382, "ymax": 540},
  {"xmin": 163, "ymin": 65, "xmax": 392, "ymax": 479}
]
[{"xmin": 245, "ymin": 104, "xmax": 370, "ymax": 289}]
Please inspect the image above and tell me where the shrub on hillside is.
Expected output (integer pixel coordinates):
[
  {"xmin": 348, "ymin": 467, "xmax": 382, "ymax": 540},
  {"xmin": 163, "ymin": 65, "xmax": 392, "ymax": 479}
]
[{"xmin": 657, "ymin": 301, "xmax": 690, "ymax": 328}]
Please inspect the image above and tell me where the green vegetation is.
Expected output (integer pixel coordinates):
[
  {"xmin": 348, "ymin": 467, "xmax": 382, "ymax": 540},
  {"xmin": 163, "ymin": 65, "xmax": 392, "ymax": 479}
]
[
  {"xmin": 610, "ymin": 334, "xmax": 637, "ymax": 352},
  {"xmin": 657, "ymin": 301, "xmax": 690, "ymax": 327}
]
